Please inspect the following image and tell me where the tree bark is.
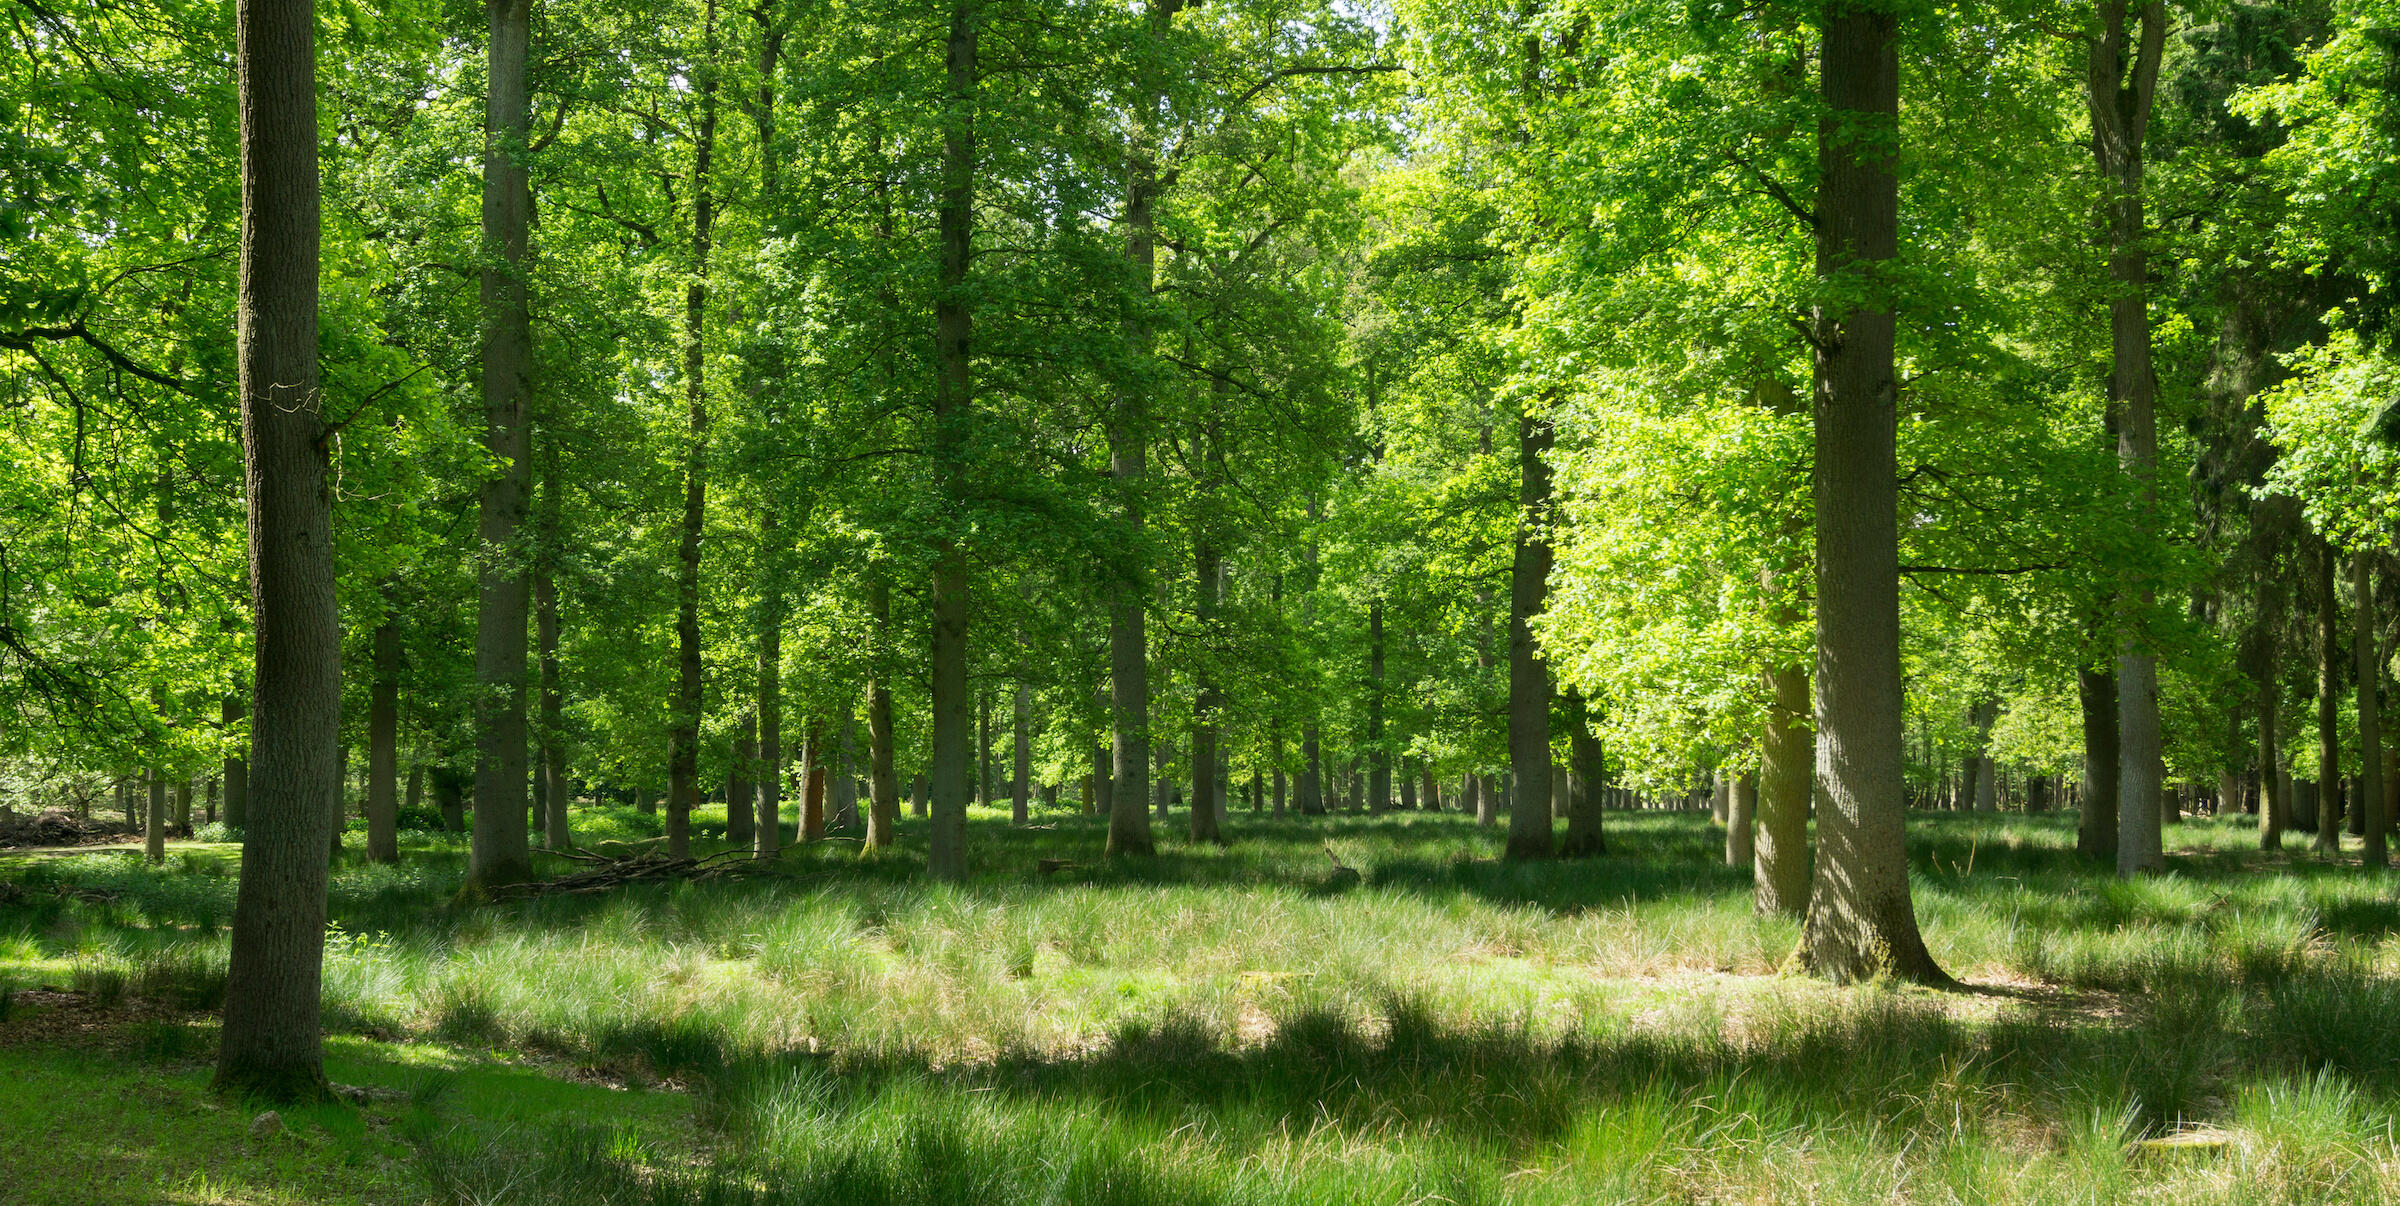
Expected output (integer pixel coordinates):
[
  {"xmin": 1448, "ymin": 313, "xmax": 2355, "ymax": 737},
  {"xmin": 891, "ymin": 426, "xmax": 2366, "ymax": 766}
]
[
  {"xmin": 2076, "ymin": 668, "xmax": 2121, "ymax": 858},
  {"xmin": 867, "ymin": 581, "xmax": 899, "ymax": 851},
  {"xmin": 1561, "ymin": 691, "xmax": 1606, "ymax": 856},
  {"xmin": 466, "ymin": 0, "xmax": 537, "ymax": 892},
  {"xmin": 145, "ymin": 772, "xmax": 166, "ymax": 862},
  {"xmin": 664, "ymin": 1, "xmax": 721, "ymax": 861},
  {"xmin": 1797, "ymin": 1, "xmax": 1947, "ymax": 985},
  {"xmin": 1012, "ymin": 680, "xmax": 1031, "ymax": 824},
  {"xmin": 215, "ymin": 0, "xmax": 340, "ymax": 1101},
  {"xmin": 756, "ymin": 571, "xmax": 783, "ymax": 859},
  {"xmin": 924, "ymin": 0, "xmax": 977, "ymax": 881},
  {"xmin": 1192, "ymin": 538, "xmax": 1224, "ymax": 844},
  {"xmin": 2356, "ymin": 551, "xmax": 2384, "ymax": 867},
  {"xmin": 2317, "ymin": 538, "xmax": 2342, "ymax": 853},
  {"xmin": 366, "ymin": 613, "xmax": 400, "ymax": 863},
  {"xmin": 2089, "ymin": 0, "xmax": 2169, "ymax": 876},
  {"xmin": 2258, "ymin": 638, "xmax": 2285, "ymax": 848},
  {"xmin": 1504, "ymin": 407, "xmax": 1555, "ymax": 860},
  {"xmin": 1757, "ymin": 663, "xmax": 1812, "ymax": 917}
]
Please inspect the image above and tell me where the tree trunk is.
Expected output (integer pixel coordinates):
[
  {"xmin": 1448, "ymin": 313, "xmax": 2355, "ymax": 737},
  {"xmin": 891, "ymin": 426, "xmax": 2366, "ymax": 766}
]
[
  {"xmin": 1012, "ymin": 680, "xmax": 1031, "ymax": 825},
  {"xmin": 1757, "ymin": 663, "xmax": 1812, "ymax": 917},
  {"xmin": 221, "ymin": 693, "xmax": 250, "ymax": 830},
  {"xmin": 1504, "ymin": 406, "xmax": 1555, "ymax": 860},
  {"xmin": 757, "ymin": 577, "xmax": 783, "ymax": 859},
  {"xmin": 2089, "ymin": 0, "xmax": 2169, "ymax": 876},
  {"xmin": 2076, "ymin": 668, "xmax": 2121, "ymax": 858},
  {"xmin": 2316, "ymin": 538, "xmax": 2343, "ymax": 853},
  {"xmin": 145, "ymin": 773, "xmax": 166, "ymax": 862},
  {"xmin": 1561, "ymin": 692, "xmax": 1606, "ymax": 856},
  {"xmin": 729, "ymin": 712, "xmax": 756, "ymax": 848},
  {"xmin": 465, "ymin": 0, "xmax": 536, "ymax": 892},
  {"xmin": 2258, "ymin": 640, "xmax": 2285, "ymax": 848},
  {"xmin": 366, "ymin": 614, "xmax": 400, "ymax": 863},
  {"xmin": 1729, "ymin": 772, "xmax": 1757, "ymax": 867},
  {"xmin": 664, "ymin": 2, "xmax": 721, "ymax": 862},
  {"xmin": 1300, "ymin": 725, "xmax": 1324, "ymax": 814},
  {"xmin": 1367, "ymin": 597, "xmax": 1389, "ymax": 817},
  {"xmin": 2356, "ymin": 551, "xmax": 2384, "ymax": 867},
  {"xmin": 1797, "ymin": 2, "xmax": 1946, "ymax": 985},
  {"xmin": 865, "ymin": 578, "xmax": 898, "ymax": 849},
  {"xmin": 534, "ymin": 488, "xmax": 571, "ymax": 852},
  {"xmin": 1473, "ymin": 772, "xmax": 1495, "ymax": 827},
  {"xmin": 1968, "ymin": 697, "xmax": 1999, "ymax": 812},
  {"xmin": 920, "ymin": 0, "xmax": 977, "ymax": 881},
  {"xmin": 799, "ymin": 719, "xmax": 825, "ymax": 841},
  {"xmin": 1191, "ymin": 537, "xmax": 1224, "ymax": 844},
  {"xmin": 215, "ymin": 0, "xmax": 340, "ymax": 1101}
]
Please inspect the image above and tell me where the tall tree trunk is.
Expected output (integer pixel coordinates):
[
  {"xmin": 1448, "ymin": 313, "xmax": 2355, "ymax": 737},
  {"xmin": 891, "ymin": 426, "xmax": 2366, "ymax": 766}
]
[
  {"xmin": 2258, "ymin": 637, "xmax": 2285, "ymax": 849},
  {"xmin": 728, "ymin": 712, "xmax": 756, "ymax": 847},
  {"xmin": 2355, "ymin": 552, "xmax": 2384, "ymax": 867},
  {"xmin": 215, "ymin": 0, "xmax": 339, "ymax": 1100},
  {"xmin": 1192, "ymin": 535, "xmax": 1224, "ymax": 844},
  {"xmin": 2089, "ymin": 0, "xmax": 2169, "ymax": 876},
  {"xmin": 366, "ymin": 612, "xmax": 400, "ymax": 863},
  {"xmin": 534, "ymin": 443, "xmax": 571, "ymax": 852},
  {"xmin": 924, "ymin": 0, "xmax": 977, "ymax": 881},
  {"xmin": 466, "ymin": 0, "xmax": 537, "ymax": 891},
  {"xmin": 757, "ymin": 566, "xmax": 783, "ymax": 859},
  {"xmin": 2076, "ymin": 668, "xmax": 2121, "ymax": 858},
  {"xmin": 866, "ymin": 580, "xmax": 899, "ymax": 851},
  {"xmin": 146, "ymin": 772, "xmax": 166, "ymax": 862},
  {"xmin": 2316, "ymin": 538, "xmax": 2343, "ymax": 852},
  {"xmin": 665, "ymin": 1, "xmax": 721, "ymax": 861},
  {"xmin": 1367, "ymin": 597, "xmax": 1389, "ymax": 817},
  {"xmin": 1797, "ymin": 2, "xmax": 1946, "ymax": 985},
  {"xmin": 1473, "ymin": 772, "xmax": 1495, "ymax": 826},
  {"xmin": 1504, "ymin": 405, "xmax": 1556, "ymax": 860},
  {"xmin": 1013, "ymin": 680, "xmax": 1032, "ymax": 824},
  {"xmin": 1561, "ymin": 691, "xmax": 1606, "ymax": 856},
  {"xmin": 799, "ymin": 718, "xmax": 826, "ymax": 841}
]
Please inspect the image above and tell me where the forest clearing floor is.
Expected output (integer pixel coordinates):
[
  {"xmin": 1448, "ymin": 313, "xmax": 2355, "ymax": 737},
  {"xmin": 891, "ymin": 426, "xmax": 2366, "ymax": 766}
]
[{"xmin": 4, "ymin": 805, "xmax": 2399, "ymax": 1203}]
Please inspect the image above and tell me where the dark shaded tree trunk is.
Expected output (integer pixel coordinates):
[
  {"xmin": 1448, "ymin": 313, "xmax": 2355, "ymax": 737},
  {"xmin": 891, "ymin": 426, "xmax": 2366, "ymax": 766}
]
[
  {"xmin": 1561, "ymin": 691, "xmax": 1606, "ymax": 856},
  {"xmin": 924, "ymin": 0, "xmax": 977, "ymax": 881},
  {"xmin": 466, "ymin": 0, "xmax": 536, "ymax": 892},
  {"xmin": 1796, "ymin": 2, "xmax": 1947, "ymax": 986},
  {"xmin": 865, "ymin": 578, "xmax": 898, "ymax": 850},
  {"xmin": 215, "ymin": 0, "xmax": 340, "ymax": 1101},
  {"xmin": 1757, "ymin": 663, "xmax": 1812, "ymax": 917},
  {"xmin": 145, "ymin": 772, "xmax": 166, "ymax": 862},
  {"xmin": 2076, "ymin": 668, "xmax": 2121, "ymax": 858},
  {"xmin": 1012, "ymin": 680, "xmax": 1031, "ymax": 825},
  {"xmin": 366, "ymin": 613, "xmax": 400, "ymax": 864}
]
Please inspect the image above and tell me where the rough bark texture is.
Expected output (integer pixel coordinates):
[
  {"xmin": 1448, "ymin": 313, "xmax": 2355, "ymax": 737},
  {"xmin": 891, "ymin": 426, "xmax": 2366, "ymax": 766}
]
[
  {"xmin": 1796, "ymin": 2, "xmax": 1947, "ymax": 986},
  {"xmin": 215, "ymin": 0, "xmax": 339, "ymax": 1100},
  {"xmin": 1504, "ymin": 406, "xmax": 1555, "ymax": 860},
  {"xmin": 465, "ymin": 0, "xmax": 536, "ymax": 892},
  {"xmin": 2076, "ymin": 668, "xmax": 2121, "ymax": 858},
  {"xmin": 366, "ymin": 615, "xmax": 400, "ymax": 863},
  {"xmin": 924, "ymin": 0, "xmax": 976, "ymax": 881},
  {"xmin": 1757, "ymin": 664, "xmax": 1812, "ymax": 917},
  {"xmin": 2090, "ymin": 0, "xmax": 2168, "ymax": 877}
]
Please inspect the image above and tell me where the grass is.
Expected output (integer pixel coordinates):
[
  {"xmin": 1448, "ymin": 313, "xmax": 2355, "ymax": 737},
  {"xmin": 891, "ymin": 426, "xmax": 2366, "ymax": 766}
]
[{"xmin": 7, "ymin": 803, "xmax": 2400, "ymax": 1202}]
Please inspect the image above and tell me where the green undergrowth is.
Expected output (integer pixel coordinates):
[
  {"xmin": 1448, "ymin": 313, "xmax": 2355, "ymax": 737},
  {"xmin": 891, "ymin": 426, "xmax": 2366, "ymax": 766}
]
[{"xmin": 7, "ymin": 806, "xmax": 2400, "ymax": 1202}]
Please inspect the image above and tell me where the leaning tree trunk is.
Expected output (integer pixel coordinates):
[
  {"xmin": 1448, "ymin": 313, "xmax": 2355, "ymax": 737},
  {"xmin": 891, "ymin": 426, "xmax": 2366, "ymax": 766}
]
[
  {"xmin": 923, "ymin": 0, "xmax": 977, "ymax": 881},
  {"xmin": 1796, "ymin": 1, "xmax": 1947, "ymax": 985},
  {"xmin": 2076, "ymin": 667, "xmax": 2121, "ymax": 858},
  {"xmin": 2089, "ymin": 0, "xmax": 2169, "ymax": 876},
  {"xmin": 366, "ymin": 611, "xmax": 400, "ymax": 863},
  {"xmin": 215, "ymin": 0, "xmax": 340, "ymax": 1101},
  {"xmin": 465, "ymin": 0, "xmax": 536, "ymax": 891}
]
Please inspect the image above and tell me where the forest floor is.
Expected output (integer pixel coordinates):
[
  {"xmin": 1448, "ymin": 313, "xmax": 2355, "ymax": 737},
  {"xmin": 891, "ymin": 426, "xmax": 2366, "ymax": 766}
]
[{"xmin": 2, "ymin": 804, "xmax": 2396, "ymax": 1204}]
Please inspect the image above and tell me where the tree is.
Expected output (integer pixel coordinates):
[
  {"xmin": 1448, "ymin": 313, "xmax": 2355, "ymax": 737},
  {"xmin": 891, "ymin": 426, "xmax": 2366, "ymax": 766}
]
[{"xmin": 214, "ymin": 0, "xmax": 341, "ymax": 1102}]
